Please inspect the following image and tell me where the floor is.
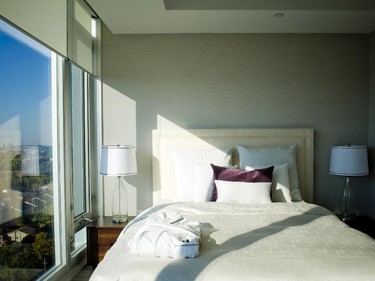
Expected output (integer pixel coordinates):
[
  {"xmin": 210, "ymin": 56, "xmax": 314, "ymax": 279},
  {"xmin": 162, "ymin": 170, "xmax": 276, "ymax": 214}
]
[{"xmin": 71, "ymin": 265, "xmax": 94, "ymax": 281}]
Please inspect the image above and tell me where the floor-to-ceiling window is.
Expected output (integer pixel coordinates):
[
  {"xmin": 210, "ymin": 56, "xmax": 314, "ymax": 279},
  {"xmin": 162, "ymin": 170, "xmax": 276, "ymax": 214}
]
[
  {"xmin": 0, "ymin": 13, "xmax": 100, "ymax": 279},
  {"xmin": 0, "ymin": 19, "xmax": 63, "ymax": 280}
]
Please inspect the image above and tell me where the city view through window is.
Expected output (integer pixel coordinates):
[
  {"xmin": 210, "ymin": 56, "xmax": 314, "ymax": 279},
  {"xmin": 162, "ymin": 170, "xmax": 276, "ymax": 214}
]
[{"xmin": 0, "ymin": 20, "xmax": 56, "ymax": 280}]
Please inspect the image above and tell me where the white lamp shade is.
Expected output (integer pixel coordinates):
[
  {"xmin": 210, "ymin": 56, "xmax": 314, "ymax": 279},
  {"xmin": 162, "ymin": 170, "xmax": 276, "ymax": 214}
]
[
  {"xmin": 100, "ymin": 145, "xmax": 137, "ymax": 176},
  {"xmin": 329, "ymin": 145, "xmax": 369, "ymax": 176}
]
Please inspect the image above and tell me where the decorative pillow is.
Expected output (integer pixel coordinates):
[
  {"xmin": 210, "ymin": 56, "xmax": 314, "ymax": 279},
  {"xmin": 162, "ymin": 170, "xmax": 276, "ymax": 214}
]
[
  {"xmin": 215, "ymin": 180, "xmax": 272, "ymax": 204},
  {"xmin": 237, "ymin": 145, "xmax": 302, "ymax": 202},
  {"xmin": 246, "ymin": 163, "xmax": 292, "ymax": 202},
  {"xmin": 194, "ymin": 164, "xmax": 236, "ymax": 202},
  {"xmin": 173, "ymin": 148, "xmax": 232, "ymax": 201},
  {"xmin": 210, "ymin": 164, "xmax": 274, "ymax": 201}
]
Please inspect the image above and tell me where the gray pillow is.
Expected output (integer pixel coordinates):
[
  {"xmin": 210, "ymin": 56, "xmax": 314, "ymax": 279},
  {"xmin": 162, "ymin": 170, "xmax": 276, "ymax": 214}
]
[{"xmin": 237, "ymin": 145, "xmax": 302, "ymax": 202}]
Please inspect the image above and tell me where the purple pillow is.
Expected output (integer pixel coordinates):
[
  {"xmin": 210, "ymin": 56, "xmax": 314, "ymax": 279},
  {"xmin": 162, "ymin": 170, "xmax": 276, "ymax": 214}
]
[{"xmin": 210, "ymin": 164, "xmax": 274, "ymax": 201}]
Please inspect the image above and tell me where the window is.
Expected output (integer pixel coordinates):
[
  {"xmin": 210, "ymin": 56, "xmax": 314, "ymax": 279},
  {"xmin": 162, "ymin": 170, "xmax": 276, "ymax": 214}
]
[
  {"xmin": 70, "ymin": 63, "xmax": 99, "ymax": 254},
  {"xmin": 0, "ymin": 19, "xmax": 63, "ymax": 279},
  {"xmin": 68, "ymin": 0, "xmax": 101, "ymax": 256},
  {"xmin": 0, "ymin": 13, "xmax": 100, "ymax": 279},
  {"xmin": 71, "ymin": 64, "xmax": 87, "ymax": 219}
]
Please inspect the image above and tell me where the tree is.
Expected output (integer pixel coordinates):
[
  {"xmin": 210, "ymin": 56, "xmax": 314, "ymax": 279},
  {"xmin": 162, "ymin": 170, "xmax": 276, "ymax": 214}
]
[{"xmin": 32, "ymin": 232, "xmax": 53, "ymax": 271}]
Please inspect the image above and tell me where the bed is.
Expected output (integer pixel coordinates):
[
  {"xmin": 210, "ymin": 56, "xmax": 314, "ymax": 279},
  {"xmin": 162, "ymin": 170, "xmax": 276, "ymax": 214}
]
[{"xmin": 90, "ymin": 128, "xmax": 375, "ymax": 281}]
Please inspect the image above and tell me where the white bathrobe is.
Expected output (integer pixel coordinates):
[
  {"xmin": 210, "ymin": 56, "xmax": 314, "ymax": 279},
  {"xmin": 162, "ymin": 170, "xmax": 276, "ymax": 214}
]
[{"xmin": 128, "ymin": 210, "xmax": 201, "ymax": 258}]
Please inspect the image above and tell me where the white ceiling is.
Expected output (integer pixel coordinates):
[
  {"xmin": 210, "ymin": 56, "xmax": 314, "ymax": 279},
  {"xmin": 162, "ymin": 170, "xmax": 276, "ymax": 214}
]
[{"xmin": 86, "ymin": 0, "xmax": 375, "ymax": 34}]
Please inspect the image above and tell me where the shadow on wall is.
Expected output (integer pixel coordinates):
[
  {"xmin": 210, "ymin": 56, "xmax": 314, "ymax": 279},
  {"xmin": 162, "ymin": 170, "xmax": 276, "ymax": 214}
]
[{"xmin": 102, "ymin": 83, "xmax": 137, "ymax": 216}]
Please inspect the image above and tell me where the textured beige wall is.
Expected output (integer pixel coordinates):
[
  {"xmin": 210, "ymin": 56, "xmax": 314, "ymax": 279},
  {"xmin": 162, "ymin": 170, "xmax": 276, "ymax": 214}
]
[{"xmin": 102, "ymin": 25, "xmax": 370, "ymax": 215}]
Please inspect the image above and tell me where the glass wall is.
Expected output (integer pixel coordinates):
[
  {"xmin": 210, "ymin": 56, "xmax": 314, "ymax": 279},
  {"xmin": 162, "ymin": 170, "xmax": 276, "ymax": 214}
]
[
  {"xmin": 0, "ymin": 14, "xmax": 100, "ymax": 279},
  {"xmin": 0, "ymin": 20, "xmax": 60, "ymax": 279}
]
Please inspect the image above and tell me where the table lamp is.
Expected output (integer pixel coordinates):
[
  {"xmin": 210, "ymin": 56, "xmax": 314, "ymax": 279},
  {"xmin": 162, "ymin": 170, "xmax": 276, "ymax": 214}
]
[
  {"xmin": 329, "ymin": 145, "xmax": 368, "ymax": 221},
  {"xmin": 100, "ymin": 145, "xmax": 137, "ymax": 223}
]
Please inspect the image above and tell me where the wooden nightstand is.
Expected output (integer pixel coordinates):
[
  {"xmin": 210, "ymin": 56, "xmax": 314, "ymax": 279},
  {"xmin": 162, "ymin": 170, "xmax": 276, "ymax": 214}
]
[
  {"xmin": 345, "ymin": 216, "xmax": 375, "ymax": 239},
  {"xmin": 87, "ymin": 216, "xmax": 135, "ymax": 266}
]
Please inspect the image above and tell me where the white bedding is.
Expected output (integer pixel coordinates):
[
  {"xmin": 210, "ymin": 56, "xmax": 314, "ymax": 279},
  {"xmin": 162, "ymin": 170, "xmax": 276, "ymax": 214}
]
[{"xmin": 90, "ymin": 202, "xmax": 375, "ymax": 281}]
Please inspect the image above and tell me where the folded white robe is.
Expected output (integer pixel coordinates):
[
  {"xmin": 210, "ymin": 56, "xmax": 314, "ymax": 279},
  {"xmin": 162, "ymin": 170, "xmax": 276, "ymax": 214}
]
[{"xmin": 128, "ymin": 210, "xmax": 201, "ymax": 258}]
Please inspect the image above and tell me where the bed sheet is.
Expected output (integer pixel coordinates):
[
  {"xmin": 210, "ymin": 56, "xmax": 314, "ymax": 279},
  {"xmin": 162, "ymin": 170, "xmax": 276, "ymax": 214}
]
[{"xmin": 90, "ymin": 202, "xmax": 375, "ymax": 281}]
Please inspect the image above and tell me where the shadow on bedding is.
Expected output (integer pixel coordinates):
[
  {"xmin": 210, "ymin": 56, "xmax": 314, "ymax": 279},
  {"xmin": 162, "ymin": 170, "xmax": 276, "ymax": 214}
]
[{"xmin": 155, "ymin": 207, "xmax": 323, "ymax": 281}]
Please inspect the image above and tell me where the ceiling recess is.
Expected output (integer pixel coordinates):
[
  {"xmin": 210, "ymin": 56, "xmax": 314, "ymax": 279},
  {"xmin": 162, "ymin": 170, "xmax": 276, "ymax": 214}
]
[{"xmin": 87, "ymin": 0, "xmax": 375, "ymax": 34}]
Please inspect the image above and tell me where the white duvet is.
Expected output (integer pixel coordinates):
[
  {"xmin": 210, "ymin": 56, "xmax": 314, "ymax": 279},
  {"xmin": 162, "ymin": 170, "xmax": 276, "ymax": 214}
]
[{"xmin": 90, "ymin": 202, "xmax": 375, "ymax": 281}]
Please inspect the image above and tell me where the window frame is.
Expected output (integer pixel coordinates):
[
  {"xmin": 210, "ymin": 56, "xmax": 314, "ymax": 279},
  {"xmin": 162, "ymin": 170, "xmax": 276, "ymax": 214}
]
[
  {"xmin": 64, "ymin": 61, "xmax": 100, "ymax": 260},
  {"xmin": 70, "ymin": 65, "xmax": 99, "ymax": 232},
  {"xmin": 42, "ymin": 51, "xmax": 68, "ymax": 281}
]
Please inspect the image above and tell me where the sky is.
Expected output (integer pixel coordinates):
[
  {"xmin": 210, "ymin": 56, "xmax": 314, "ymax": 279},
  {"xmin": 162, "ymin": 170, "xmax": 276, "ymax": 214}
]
[{"xmin": 0, "ymin": 19, "xmax": 52, "ymax": 146}]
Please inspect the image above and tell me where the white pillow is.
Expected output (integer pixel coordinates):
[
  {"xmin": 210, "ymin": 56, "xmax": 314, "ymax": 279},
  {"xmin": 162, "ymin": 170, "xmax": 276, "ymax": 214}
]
[
  {"xmin": 194, "ymin": 164, "xmax": 237, "ymax": 202},
  {"xmin": 246, "ymin": 163, "xmax": 292, "ymax": 203},
  {"xmin": 173, "ymin": 148, "xmax": 232, "ymax": 201},
  {"xmin": 194, "ymin": 164, "xmax": 213, "ymax": 202},
  {"xmin": 237, "ymin": 145, "xmax": 302, "ymax": 202},
  {"xmin": 215, "ymin": 180, "xmax": 272, "ymax": 204}
]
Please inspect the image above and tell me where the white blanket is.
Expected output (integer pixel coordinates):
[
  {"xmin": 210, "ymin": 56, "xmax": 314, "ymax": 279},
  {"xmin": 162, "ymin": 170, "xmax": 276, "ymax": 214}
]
[
  {"xmin": 128, "ymin": 210, "xmax": 201, "ymax": 258},
  {"xmin": 90, "ymin": 202, "xmax": 375, "ymax": 281}
]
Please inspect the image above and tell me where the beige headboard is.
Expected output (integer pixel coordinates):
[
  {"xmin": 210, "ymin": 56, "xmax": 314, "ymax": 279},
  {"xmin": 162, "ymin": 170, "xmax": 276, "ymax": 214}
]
[{"xmin": 152, "ymin": 128, "xmax": 314, "ymax": 204}]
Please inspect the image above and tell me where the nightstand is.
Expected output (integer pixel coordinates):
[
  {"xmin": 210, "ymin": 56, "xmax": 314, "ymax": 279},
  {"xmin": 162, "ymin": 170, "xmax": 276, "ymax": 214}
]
[
  {"xmin": 87, "ymin": 216, "xmax": 135, "ymax": 266},
  {"xmin": 345, "ymin": 216, "xmax": 375, "ymax": 239}
]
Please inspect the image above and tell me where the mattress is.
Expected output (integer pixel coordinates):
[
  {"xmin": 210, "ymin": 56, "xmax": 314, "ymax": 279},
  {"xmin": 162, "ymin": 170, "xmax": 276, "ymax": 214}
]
[{"xmin": 90, "ymin": 202, "xmax": 375, "ymax": 281}]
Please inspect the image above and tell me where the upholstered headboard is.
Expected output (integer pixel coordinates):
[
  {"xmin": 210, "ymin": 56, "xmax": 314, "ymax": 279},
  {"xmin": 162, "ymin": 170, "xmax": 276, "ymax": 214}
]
[{"xmin": 152, "ymin": 128, "xmax": 314, "ymax": 204}]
